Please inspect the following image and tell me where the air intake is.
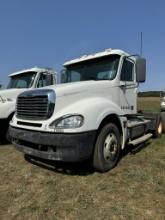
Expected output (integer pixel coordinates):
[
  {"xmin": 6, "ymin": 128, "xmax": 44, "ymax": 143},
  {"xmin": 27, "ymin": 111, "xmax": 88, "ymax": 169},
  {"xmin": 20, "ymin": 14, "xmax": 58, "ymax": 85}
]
[{"xmin": 16, "ymin": 89, "xmax": 55, "ymax": 120}]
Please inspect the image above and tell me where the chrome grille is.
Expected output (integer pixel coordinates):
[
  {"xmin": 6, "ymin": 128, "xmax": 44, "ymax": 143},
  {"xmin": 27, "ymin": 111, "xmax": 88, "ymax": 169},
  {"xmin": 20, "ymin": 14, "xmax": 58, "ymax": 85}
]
[{"xmin": 16, "ymin": 89, "xmax": 55, "ymax": 120}]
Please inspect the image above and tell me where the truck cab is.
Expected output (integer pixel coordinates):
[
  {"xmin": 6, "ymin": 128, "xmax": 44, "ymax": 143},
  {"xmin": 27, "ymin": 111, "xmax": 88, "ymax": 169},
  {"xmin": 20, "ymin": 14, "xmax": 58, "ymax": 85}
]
[
  {"xmin": 10, "ymin": 49, "xmax": 161, "ymax": 172},
  {"xmin": 0, "ymin": 67, "xmax": 56, "ymax": 143}
]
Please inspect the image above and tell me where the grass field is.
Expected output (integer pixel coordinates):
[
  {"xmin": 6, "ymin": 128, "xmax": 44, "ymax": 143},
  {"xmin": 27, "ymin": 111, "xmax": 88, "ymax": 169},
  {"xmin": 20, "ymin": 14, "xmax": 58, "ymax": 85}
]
[
  {"xmin": 0, "ymin": 97, "xmax": 165, "ymax": 220},
  {"xmin": 137, "ymin": 97, "xmax": 161, "ymax": 112}
]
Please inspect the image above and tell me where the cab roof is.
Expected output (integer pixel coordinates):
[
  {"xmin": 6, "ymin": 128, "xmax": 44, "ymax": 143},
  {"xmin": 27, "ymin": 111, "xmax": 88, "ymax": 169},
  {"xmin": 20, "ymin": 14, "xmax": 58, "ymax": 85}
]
[
  {"xmin": 64, "ymin": 49, "xmax": 129, "ymax": 67},
  {"xmin": 9, "ymin": 67, "xmax": 54, "ymax": 77}
]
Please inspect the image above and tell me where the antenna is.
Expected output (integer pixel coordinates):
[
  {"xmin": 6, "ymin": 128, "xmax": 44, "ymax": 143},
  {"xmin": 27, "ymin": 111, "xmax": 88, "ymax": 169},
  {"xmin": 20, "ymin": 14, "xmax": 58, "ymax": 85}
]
[{"xmin": 140, "ymin": 32, "xmax": 143, "ymax": 56}]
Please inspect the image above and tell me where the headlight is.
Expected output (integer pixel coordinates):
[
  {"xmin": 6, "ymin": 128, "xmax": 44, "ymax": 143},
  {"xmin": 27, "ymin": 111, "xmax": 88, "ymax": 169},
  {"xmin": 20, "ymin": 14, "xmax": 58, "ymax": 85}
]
[{"xmin": 49, "ymin": 114, "xmax": 84, "ymax": 129}]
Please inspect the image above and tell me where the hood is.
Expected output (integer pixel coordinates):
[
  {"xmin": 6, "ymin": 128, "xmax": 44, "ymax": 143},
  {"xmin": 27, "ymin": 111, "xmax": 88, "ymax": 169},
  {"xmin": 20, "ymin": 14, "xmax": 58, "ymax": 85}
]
[
  {"xmin": 46, "ymin": 80, "xmax": 116, "ymax": 97},
  {"xmin": 0, "ymin": 88, "xmax": 27, "ymax": 100}
]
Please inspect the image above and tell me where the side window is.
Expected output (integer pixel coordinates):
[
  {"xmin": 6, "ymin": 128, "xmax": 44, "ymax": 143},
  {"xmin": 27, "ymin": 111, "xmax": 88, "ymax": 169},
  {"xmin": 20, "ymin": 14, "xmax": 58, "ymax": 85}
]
[
  {"xmin": 70, "ymin": 71, "xmax": 81, "ymax": 82},
  {"xmin": 120, "ymin": 59, "xmax": 134, "ymax": 81},
  {"xmin": 17, "ymin": 80, "xmax": 28, "ymax": 88},
  {"xmin": 37, "ymin": 73, "xmax": 53, "ymax": 88}
]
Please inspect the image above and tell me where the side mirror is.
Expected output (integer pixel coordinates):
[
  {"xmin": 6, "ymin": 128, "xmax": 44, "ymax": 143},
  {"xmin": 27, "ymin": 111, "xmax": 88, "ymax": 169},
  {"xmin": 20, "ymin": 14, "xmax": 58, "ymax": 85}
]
[
  {"xmin": 45, "ymin": 73, "xmax": 52, "ymax": 86},
  {"xmin": 60, "ymin": 69, "xmax": 67, "ymax": 83},
  {"xmin": 136, "ymin": 58, "xmax": 146, "ymax": 83}
]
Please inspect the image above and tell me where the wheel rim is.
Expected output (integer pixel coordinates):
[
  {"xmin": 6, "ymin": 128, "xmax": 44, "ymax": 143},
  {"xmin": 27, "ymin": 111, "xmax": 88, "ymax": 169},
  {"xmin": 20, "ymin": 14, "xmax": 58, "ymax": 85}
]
[
  {"xmin": 158, "ymin": 122, "xmax": 163, "ymax": 135},
  {"xmin": 103, "ymin": 133, "xmax": 118, "ymax": 162}
]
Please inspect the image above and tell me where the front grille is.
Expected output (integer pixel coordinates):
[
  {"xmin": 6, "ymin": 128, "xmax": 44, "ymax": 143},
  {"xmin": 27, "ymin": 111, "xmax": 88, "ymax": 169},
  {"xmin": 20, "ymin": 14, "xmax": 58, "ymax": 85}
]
[{"xmin": 16, "ymin": 89, "xmax": 55, "ymax": 120}]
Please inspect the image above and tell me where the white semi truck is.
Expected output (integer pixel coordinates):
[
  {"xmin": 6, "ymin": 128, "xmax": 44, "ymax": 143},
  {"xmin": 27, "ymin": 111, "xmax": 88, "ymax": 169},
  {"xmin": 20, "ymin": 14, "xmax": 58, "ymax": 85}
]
[
  {"xmin": 160, "ymin": 91, "xmax": 165, "ymax": 131},
  {"xmin": 161, "ymin": 91, "xmax": 165, "ymax": 111},
  {"xmin": 10, "ymin": 49, "xmax": 163, "ymax": 172},
  {"xmin": 0, "ymin": 67, "xmax": 56, "ymax": 143}
]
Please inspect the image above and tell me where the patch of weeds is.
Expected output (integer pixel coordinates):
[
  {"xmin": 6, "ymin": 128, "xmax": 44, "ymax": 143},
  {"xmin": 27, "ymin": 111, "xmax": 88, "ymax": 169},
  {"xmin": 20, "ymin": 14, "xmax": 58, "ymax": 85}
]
[
  {"xmin": 110, "ymin": 204, "xmax": 135, "ymax": 220},
  {"xmin": 154, "ymin": 185, "xmax": 165, "ymax": 194},
  {"xmin": 76, "ymin": 194, "xmax": 94, "ymax": 209},
  {"xmin": 97, "ymin": 182, "xmax": 117, "ymax": 193},
  {"xmin": 154, "ymin": 160, "xmax": 165, "ymax": 169},
  {"xmin": 153, "ymin": 178, "xmax": 165, "ymax": 195},
  {"xmin": 126, "ymin": 169, "xmax": 149, "ymax": 181}
]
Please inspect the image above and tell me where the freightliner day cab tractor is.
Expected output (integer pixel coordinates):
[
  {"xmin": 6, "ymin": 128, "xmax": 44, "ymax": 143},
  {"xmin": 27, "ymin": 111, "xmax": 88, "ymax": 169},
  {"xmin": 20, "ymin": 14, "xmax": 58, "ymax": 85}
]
[
  {"xmin": 0, "ymin": 67, "xmax": 56, "ymax": 143},
  {"xmin": 10, "ymin": 49, "xmax": 163, "ymax": 172}
]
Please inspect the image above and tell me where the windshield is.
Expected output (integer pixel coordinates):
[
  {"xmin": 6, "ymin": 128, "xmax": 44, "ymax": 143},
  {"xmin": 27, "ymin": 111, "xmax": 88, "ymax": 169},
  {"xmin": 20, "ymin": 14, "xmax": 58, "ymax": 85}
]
[
  {"xmin": 63, "ymin": 55, "xmax": 120, "ymax": 83},
  {"xmin": 7, "ymin": 72, "xmax": 36, "ymax": 89}
]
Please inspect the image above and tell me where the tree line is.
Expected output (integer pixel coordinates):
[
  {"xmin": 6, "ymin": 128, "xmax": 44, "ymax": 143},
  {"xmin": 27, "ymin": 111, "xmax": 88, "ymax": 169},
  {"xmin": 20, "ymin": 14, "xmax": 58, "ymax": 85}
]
[{"xmin": 138, "ymin": 91, "xmax": 162, "ymax": 97}]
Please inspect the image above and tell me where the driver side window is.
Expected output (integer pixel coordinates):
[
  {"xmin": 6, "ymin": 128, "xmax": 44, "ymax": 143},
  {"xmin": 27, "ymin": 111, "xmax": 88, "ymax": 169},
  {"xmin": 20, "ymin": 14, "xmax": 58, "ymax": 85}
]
[
  {"xmin": 120, "ymin": 59, "xmax": 134, "ymax": 81},
  {"xmin": 37, "ymin": 73, "xmax": 53, "ymax": 88}
]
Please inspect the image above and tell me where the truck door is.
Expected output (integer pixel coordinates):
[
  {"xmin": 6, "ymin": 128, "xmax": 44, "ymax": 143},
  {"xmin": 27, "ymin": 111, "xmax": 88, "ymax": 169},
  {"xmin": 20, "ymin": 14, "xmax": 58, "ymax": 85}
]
[{"xmin": 119, "ymin": 58, "xmax": 138, "ymax": 115}]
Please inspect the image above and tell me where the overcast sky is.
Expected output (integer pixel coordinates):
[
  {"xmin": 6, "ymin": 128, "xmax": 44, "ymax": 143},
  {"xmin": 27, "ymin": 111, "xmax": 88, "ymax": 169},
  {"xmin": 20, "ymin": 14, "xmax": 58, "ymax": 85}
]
[{"xmin": 0, "ymin": 0, "xmax": 165, "ymax": 91}]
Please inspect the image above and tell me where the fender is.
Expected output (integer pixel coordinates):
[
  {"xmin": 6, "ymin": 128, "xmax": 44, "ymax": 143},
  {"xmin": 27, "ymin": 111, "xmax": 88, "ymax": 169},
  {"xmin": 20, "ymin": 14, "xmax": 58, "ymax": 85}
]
[
  {"xmin": 49, "ymin": 96, "xmax": 125, "ymax": 132},
  {"xmin": 49, "ymin": 96, "xmax": 127, "ymax": 148},
  {"xmin": 0, "ymin": 101, "xmax": 16, "ymax": 119}
]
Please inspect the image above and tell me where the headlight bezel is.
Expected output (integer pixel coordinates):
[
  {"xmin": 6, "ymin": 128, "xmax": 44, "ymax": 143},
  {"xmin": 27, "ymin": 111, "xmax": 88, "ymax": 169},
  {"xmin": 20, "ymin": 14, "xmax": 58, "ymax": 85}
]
[{"xmin": 49, "ymin": 114, "xmax": 84, "ymax": 129}]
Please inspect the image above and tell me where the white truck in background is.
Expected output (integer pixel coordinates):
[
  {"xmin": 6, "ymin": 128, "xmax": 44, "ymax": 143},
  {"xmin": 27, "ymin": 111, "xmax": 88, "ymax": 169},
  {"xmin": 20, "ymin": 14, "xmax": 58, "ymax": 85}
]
[
  {"xmin": 0, "ymin": 67, "xmax": 56, "ymax": 143},
  {"xmin": 160, "ymin": 91, "xmax": 165, "ymax": 131},
  {"xmin": 160, "ymin": 91, "xmax": 165, "ymax": 111},
  {"xmin": 10, "ymin": 49, "xmax": 163, "ymax": 172}
]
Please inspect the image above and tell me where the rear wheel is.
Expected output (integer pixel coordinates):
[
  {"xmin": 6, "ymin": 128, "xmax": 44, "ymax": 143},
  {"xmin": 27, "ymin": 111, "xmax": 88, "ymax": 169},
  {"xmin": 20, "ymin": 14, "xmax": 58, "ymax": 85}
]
[
  {"xmin": 153, "ymin": 117, "xmax": 163, "ymax": 138},
  {"xmin": 161, "ymin": 112, "xmax": 165, "ymax": 133},
  {"xmin": 93, "ymin": 123, "xmax": 121, "ymax": 172}
]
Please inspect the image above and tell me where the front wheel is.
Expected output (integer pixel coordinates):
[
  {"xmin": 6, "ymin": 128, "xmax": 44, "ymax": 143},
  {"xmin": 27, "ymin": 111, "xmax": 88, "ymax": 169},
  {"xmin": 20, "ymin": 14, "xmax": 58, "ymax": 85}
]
[{"xmin": 93, "ymin": 123, "xmax": 121, "ymax": 172}]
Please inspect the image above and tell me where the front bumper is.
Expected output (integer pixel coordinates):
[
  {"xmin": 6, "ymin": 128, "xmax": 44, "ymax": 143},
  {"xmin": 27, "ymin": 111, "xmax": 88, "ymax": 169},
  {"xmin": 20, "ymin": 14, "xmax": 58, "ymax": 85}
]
[{"xmin": 9, "ymin": 126, "xmax": 96, "ymax": 162}]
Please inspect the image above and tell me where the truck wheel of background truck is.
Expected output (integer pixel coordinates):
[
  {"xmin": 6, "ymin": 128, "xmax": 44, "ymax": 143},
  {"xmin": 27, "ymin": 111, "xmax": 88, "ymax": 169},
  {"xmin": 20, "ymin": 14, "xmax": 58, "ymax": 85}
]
[
  {"xmin": 161, "ymin": 112, "xmax": 165, "ymax": 133},
  {"xmin": 6, "ymin": 126, "xmax": 11, "ymax": 142},
  {"xmin": 153, "ymin": 116, "xmax": 163, "ymax": 138},
  {"xmin": 93, "ymin": 123, "xmax": 121, "ymax": 172},
  {"xmin": 0, "ymin": 120, "xmax": 9, "ymax": 144}
]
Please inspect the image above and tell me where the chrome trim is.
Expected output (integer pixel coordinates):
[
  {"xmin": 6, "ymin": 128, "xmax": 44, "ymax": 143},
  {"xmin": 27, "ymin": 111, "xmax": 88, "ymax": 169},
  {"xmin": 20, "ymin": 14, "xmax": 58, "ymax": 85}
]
[
  {"xmin": 49, "ymin": 114, "xmax": 84, "ymax": 129},
  {"xmin": 16, "ymin": 89, "xmax": 56, "ymax": 120}
]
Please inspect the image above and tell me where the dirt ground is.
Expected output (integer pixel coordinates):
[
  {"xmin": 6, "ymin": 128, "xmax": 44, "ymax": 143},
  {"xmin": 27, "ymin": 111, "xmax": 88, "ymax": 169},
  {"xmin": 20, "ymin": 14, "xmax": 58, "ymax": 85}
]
[{"xmin": 0, "ymin": 137, "xmax": 165, "ymax": 220}]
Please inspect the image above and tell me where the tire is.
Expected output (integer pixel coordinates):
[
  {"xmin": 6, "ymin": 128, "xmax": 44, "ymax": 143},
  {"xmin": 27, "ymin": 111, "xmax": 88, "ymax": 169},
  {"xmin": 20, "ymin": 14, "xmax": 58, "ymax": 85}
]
[
  {"xmin": 0, "ymin": 128, "xmax": 7, "ymax": 144},
  {"xmin": 0, "ymin": 125, "xmax": 11, "ymax": 144},
  {"xmin": 6, "ymin": 126, "xmax": 11, "ymax": 143},
  {"xmin": 93, "ymin": 123, "xmax": 121, "ymax": 172},
  {"xmin": 161, "ymin": 112, "xmax": 165, "ymax": 133},
  {"xmin": 5, "ymin": 115, "xmax": 14, "ymax": 143},
  {"xmin": 153, "ymin": 117, "xmax": 163, "ymax": 138}
]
